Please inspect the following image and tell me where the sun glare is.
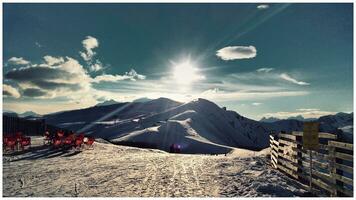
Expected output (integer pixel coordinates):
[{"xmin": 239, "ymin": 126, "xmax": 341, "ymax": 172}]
[{"xmin": 172, "ymin": 60, "xmax": 205, "ymax": 85}]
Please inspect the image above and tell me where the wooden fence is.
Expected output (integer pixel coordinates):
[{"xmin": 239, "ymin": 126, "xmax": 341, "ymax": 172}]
[
  {"xmin": 3, "ymin": 115, "xmax": 46, "ymax": 136},
  {"xmin": 270, "ymin": 131, "xmax": 353, "ymax": 197},
  {"xmin": 3, "ymin": 115, "xmax": 76, "ymax": 137}
]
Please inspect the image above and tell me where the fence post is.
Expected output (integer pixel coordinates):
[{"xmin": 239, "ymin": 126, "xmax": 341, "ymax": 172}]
[
  {"xmin": 296, "ymin": 135, "xmax": 303, "ymax": 182},
  {"xmin": 328, "ymin": 143, "xmax": 337, "ymax": 196}
]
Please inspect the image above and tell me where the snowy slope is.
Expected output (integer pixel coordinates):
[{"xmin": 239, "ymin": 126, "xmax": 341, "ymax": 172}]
[
  {"xmin": 44, "ymin": 97, "xmax": 182, "ymax": 129},
  {"xmin": 3, "ymin": 137, "xmax": 308, "ymax": 197},
  {"xmin": 42, "ymin": 97, "xmax": 353, "ymax": 154},
  {"xmin": 106, "ymin": 98, "xmax": 269, "ymax": 153}
]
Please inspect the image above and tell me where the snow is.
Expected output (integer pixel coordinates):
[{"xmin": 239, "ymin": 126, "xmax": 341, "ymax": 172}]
[
  {"xmin": 104, "ymin": 98, "xmax": 269, "ymax": 153},
  {"xmin": 3, "ymin": 137, "xmax": 308, "ymax": 197},
  {"xmin": 43, "ymin": 98, "xmax": 353, "ymax": 154}
]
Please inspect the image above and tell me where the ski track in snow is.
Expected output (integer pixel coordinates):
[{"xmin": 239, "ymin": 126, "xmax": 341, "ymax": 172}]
[{"xmin": 3, "ymin": 138, "xmax": 307, "ymax": 197}]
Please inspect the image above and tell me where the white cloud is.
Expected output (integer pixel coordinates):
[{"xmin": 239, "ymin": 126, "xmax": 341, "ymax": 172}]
[
  {"xmin": 92, "ymin": 69, "xmax": 146, "ymax": 83},
  {"xmin": 125, "ymin": 69, "xmax": 146, "ymax": 80},
  {"xmin": 5, "ymin": 57, "xmax": 92, "ymax": 99},
  {"xmin": 3, "ymin": 84, "xmax": 21, "ymax": 98},
  {"xmin": 8, "ymin": 57, "xmax": 30, "ymax": 65},
  {"xmin": 280, "ymin": 73, "xmax": 310, "ymax": 85},
  {"xmin": 199, "ymin": 90, "xmax": 309, "ymax": 102},
  {"xmin": 262, "ymin": 108, "xmax": 336, "ymax": 119},
  {"xmin": 252, "ymin": 102, "xmax": 262, "ymax": 106},
  {"xmin": 296, "ymin": 108, "xmax": 320, "ymax": 112},
  {"xmin": 89, "ymin": 60, "xmax": 104, "ymax": 72},
  {"xmin": 216, "ymin": 46, "xmax": 257, "ymax": 60},
  {"xmin": 257, "ymin": 68, "xmax": 274, "ymax": 73},
  {"xmin": 79, "ymin": 36, "xmax": 99, "ymax": 61},
  {"xmin": 257, "ymin": 4, "xmax": 270, "ymax": 10},
  {"xmin": 43, "ymin": 55, "xmax": 65, "ymax": 66}
]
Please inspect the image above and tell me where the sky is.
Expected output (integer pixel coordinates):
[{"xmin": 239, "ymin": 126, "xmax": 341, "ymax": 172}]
[{"xmin": 2, "ymin": 3, "xmax": 354, "ymax": 120}]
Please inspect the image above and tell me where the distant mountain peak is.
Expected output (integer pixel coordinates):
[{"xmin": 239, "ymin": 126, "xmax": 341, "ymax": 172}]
[
  {"xmin": 18, "ymin": 111, "xmax": 42, "ymax": 117},
  {"xmin": 133, "ymin": 97, "xmax": 152, "ymax": 103},
  {"xmin": 95, "ymin": 99, "xmax": 120, "ymax": 107}
]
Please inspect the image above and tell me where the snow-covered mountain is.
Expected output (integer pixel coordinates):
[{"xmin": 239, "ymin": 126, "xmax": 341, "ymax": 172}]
[
  {"xmin": 260, "ymin": 117, "xmax": 280, "ymax": 123},
  {"xmin": 19, "ymin": 111, "xmax": 42, "ymax": 118},
  {"xmin": 95, "ymin": 99, "xmax": 120, "ymax": 107},
  {"xmin": 42, "ymin": 97, "xmax": 353, "ymax": 153},
  {"xmin": 3, "ymin": 110, "xmax": 41, "ymax": 118},
  {"xmin": 260, "ymin": 115, "xmax": 316, "ymax": 122}
]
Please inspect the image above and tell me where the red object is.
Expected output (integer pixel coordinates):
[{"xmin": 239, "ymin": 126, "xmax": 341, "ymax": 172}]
[
  {"xmin": 53, "ymin": 138, "xmax": 62, "ymax": 147},
  {"xmin": 86, "ymin": 137, "xmax": 95, "ymax": 145},
  {"xmin": 84, "ymin": 137, "xmax": 95, "ymax": 149},
  {"xmin": 74, "ymin": 134, "xmax": 84, "ymax": 148},
  {"xmin": 57, "ymin": 131, "xmax": 65, "ymax": 138},
  {"xmin": 64, "ymin": 134, "xmax": 75, "ymax": 145},
  {"xmin": 5, "ymin": 136, "xmax": 17, "ymax": 151},
  {"xmin": 15, "ymin": 132, "xmax": 23, "ymax": 142},
  {"xmin": 20, "ymin": 137, "xmax": 31, "ymax": 150}
]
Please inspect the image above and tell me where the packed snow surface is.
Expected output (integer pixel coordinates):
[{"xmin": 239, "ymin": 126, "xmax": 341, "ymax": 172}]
[{"xmin": 3, "ymin": 137, "xmax": 308, "ymax": 197}]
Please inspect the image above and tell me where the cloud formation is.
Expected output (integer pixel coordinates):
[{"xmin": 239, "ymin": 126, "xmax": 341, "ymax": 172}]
[
  {"xmin": 200, "ymin": 89, "xmax": 308, "ymax": 102},
  {"xmin": 230, "ymin": 70, "xmax": 310, "ymax": 87},
  {"xmin": 22, "ymin": 88, "xmax": 48, "ymax": 97},
  {"xmin": 43, "ymin": 55, "xmax": 65, "ymax": 66},
  {"xmin": 216, "ymin": 46, "xmax": 257, "ymax": 60},
  {"xmin": 262, "ymin": 108, "xmax": 336, "ymax": 119},
  {"xmin": 8, "ymin": 57, "xmax": 30, "ymax": 65},
  {"xmin": 257, "ymin": 4, "xmax": 270, "ymax": 10},
  {"xmin": 256, "ymin": 68, "xmax": 274, "ymax": 73},
  {"xmin": 3, "ymin": 84, "xmax": 21, "ymax": 98},
  {"xmin": 280, "ymin": 73, "xmax": 310, "ymax": 85},
  {"xmin": 79, "ymin": 36, "xmax": 99, "ymax": 61},
  {"xmin": 5, "ymin": 57, "xmax": 91, "ymax": 98},
  {"xmin": 92, "ymin": 69, "xmax": 146, "ymax": 83},
  {"xmin": 89, "ymin": 61, "xmax": 103, "ymax": 72}
]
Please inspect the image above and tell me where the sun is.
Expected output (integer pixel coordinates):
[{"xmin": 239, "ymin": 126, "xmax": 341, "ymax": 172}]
[{"xmin": 172, "ymin": 60, "xmax": 205, "ymax": 85}]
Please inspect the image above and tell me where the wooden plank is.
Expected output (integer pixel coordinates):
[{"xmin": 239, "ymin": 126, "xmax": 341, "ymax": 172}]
[
  {"xmin": 271, "ymin": 160, "xmax": 277, "ymax": 169},
  {"xmin": 273, "ymin": 140, "xmax": 279, "ymax": 146},
  {"xmin": 295, "ymin": 141, "xmax": 330, "ymax": 151},
  {"xmin": 311, "ymin": 178, "xmax": 334, "ymax": 193},
  {"xmin": 278, "ymin": 145, "xmax": 298, "ymax": 156},
  {"xmin": 318, "ymin": 132, "xmax": 337, "ymax": 139},
  {"xmin": 335, "ymin": 185, "xmax": 353, "ymax": 197},
  {"xmin": 328, "ymin": 141, "xmax": 353, "ymax": 151},
  {"xmin": 297, "ymin": 148, "xmax": 330, "ymax": 161},
  {"xmin": 333, "ymin": 173, "xmax": 353, "ymax": 186},
  {"xmin": 272, "ymin": 144, "xmax": 279, "ymax": 151},
  {"xmin": 279, "ymin": 138, "xmax": 297, "ymax": 148},
  {"xmin": 312, "ymin": 169, "xmax": 332, "ymax": 182},
  {"xmin": 292, "ymin": 131, "xmax": 303, "ymax": 136},
  {"xmin": 334, "ymin": 163, "xmax": 353, "ymax": 174},
  {"xmin": 292, "ymin": 131, "xmax": 337, "ymax": 139},
  {"xmin": 270, "ymin": 139, "xmax": 279, "ymax": 146},
  {"xmin": 277, "ymin": 164, "xmax": 298, "ymax": 179},
  {"xmin": 334, "ymin": 152, "xmax": 353, "ymax": 162},
  {"xmin": 271, "ymin": 153, "xmax": 278, "ymax": 164},
  {"xmin": 279, "ymin": 133, "xmax": 297, "ymax": 141},
  {"xmin": 272, "ymin": 149, "xmax": 279, "ymax": 158},
  {"xmin": 278, "ymin": 152, "xmax": 298, "ymax": 163},
  {"xmin": 301, "ymin": 160, "xmax": 329, "ymax": 170},
  {"xmin": 328, "ymin": 146, "xmax": 338, "ymax": 197},
  {"xmin": 270, "ymin": 140, "xmax": 279, "ymax": 148},
  {"xmin": 278, "ymin": 158, "xmax": 298, "ymax": 171}
]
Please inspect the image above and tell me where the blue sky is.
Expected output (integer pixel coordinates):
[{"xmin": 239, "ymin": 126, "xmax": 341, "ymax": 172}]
[{"xmin": 3, "ymin": 3, "xmax": 353, "ymax": 120}]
